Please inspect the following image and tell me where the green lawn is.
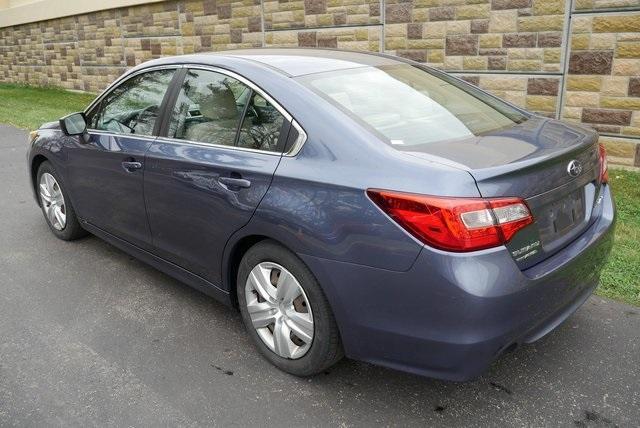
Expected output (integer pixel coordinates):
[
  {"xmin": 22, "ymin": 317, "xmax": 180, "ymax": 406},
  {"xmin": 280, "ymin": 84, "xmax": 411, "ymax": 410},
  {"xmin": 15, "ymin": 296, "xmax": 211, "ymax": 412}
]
[
  {"xmin": 599, "ymin": 169, "xmax": 640, "ymax": 306},
  {"xmin": 1, "ymin": 83, "xmax": 638, "ymax": 306},
  {"xmin": 0, "ymin": 83, "xmax": 95, "ymax": 130}
]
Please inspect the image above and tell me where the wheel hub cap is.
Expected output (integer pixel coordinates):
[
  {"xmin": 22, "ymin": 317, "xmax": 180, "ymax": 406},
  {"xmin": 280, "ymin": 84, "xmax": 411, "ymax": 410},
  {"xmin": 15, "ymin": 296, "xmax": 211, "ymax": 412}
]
[
  {"xmin": 245, "ymin": 262, "xmax": 314, "ymax": 359},
  {"xmin": 39, "ymin": 172, "xmax": 66, "ymax": 231}
]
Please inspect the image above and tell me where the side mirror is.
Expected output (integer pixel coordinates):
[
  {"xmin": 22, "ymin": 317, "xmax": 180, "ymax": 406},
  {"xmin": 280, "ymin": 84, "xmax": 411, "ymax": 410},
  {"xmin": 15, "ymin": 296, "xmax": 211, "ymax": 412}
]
[{"xmin": 60, "ymin": 112, "xmax": 88, "ymax": 142}]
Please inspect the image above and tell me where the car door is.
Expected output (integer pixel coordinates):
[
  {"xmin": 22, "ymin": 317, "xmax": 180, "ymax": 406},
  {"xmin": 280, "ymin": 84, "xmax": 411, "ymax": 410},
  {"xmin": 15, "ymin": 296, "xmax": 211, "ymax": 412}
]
[
  {"xmin": 66, "ymin": 67, "xmax": 178, "ymax": 250},
  {"xmin": 144, "ymin": 67, "xmax": 290, "ymax": 287}
]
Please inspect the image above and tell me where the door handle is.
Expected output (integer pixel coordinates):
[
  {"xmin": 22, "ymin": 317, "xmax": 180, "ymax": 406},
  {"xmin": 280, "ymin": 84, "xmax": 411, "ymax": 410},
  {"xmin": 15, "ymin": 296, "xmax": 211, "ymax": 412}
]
[
  {"xmin": 122, "ymin": 161, "xmax": 142, "ymax": 172},
  {"xmin": 218, "ymin": 176, "xmax": 251, "ymax": 189}
]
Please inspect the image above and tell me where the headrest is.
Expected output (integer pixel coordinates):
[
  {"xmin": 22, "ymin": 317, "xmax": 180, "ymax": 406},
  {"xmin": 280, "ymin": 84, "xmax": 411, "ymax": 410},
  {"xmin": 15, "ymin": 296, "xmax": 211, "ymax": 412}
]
[{"xmin": 199, "ymin": 85, "xmax": 238, "ymax": 120}]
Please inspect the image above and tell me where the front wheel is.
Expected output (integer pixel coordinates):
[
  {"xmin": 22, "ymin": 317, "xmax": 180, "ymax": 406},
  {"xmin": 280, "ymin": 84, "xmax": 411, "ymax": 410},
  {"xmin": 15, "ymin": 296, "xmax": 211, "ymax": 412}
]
[
  {"xmin": 37, "ymin": 161, "xmax": 87, "ymax": 241},
  {"xmin": 237, "ymin": 240, "xmax": 343, "ymax": 376}
]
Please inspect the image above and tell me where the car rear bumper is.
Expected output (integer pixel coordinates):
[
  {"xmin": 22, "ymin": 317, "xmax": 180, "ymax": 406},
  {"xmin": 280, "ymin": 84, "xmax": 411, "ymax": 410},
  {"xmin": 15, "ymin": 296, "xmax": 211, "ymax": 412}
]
[{"xmin": 300, "ymin": 185, "xmax": 616, "ymax": 381}]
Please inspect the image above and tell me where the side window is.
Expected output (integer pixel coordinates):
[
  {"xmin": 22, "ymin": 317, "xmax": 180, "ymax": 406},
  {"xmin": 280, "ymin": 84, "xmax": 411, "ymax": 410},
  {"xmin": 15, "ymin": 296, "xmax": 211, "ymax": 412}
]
[
  {"xmin": 168, "ymin": 68, "xmax": 287, "ymax": 152},
  {"xmin": 87, "ymin": 69, "xmax": 175, "ymax": 136},
  {"xmin": 237, "ymin": 93, "xmax": 285, "ymax": 152},
  {"xmin": 168, "ymin": 69, "xmax": 247, "ymax": 146}
]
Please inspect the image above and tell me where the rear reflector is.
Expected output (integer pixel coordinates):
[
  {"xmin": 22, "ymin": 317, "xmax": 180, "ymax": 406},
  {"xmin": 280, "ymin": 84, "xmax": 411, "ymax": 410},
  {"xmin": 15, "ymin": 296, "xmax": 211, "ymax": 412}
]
[
  {"xmin": 598, "ymin": 143, "xmax": 609, "ymax": 184},
  {"xmin": 367, "ymin": 190, "xmax": 534, "ymax": 252}
]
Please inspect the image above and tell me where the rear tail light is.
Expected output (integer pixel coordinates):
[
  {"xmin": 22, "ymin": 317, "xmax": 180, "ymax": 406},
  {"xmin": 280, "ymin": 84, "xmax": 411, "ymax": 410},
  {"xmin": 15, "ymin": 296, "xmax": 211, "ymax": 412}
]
[
  {"xmin": 367, "ymin": 190, "xmax": 534, "ymax": 252},
  {"xmin": 598, "ymin": 143, "xmax": 609, "ymax": 184}
]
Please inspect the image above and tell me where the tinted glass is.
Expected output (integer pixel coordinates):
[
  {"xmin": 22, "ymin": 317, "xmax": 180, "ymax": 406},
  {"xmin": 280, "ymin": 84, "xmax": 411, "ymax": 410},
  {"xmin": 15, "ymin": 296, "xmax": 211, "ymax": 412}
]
[
  {"xmin": 237, "ymin": 92, "xmax": 285, "ymax": 152},
  {"xmin": 168, "ymin": 69, "xmax": 248, "ymax": 146},
  {"xmin": 298, "ymin": 64, "xmax": 528, "ymax": 148},
  {"xmin": 88, "ymin": 69, "xmax": 175, "ymax": 136}
]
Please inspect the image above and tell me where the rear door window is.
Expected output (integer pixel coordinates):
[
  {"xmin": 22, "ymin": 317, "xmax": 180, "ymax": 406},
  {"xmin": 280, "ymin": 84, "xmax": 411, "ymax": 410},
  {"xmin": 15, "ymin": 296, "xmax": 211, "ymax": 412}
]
[
  {"xmin": 167, "ymin": 68, "xmax": 287, "ymax": 153},
  {"xmin": 167, "ymin": 69, "xmax": 247, "ymax": 147}
]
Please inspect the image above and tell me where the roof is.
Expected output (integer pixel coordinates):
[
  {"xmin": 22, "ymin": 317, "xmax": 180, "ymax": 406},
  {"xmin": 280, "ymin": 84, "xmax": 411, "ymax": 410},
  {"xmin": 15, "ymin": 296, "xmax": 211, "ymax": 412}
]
[{"xmin": 204, "ymin": 48, "xmax": 403, "ymax": 77}]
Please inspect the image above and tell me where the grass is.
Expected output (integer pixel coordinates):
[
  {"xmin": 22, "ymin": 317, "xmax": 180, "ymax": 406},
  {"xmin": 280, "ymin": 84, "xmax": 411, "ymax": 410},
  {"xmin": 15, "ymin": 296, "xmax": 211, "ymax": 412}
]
[
  {"xmin": 0, "ymin": 83, "xmax": 95, "ymax": 130},
  {"xmin": 1, "ymin": 83, "xmax": 638, "ymax": 306},
  {"xmin": 598, "ymin": 169, "xmax": 640, "ymax": 306}
]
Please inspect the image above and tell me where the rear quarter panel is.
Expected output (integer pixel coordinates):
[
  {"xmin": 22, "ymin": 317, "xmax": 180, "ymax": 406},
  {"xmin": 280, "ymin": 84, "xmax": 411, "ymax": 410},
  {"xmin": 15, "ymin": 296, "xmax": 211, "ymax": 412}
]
[{"xmin": 224, "ymin": 79, "xmax": 483, "ymax": 279}]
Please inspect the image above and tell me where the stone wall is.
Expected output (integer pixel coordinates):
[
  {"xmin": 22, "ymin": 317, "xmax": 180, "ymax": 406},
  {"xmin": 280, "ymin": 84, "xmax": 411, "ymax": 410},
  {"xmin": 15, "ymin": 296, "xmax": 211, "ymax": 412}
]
[
  {"xmin": 562, "ymin": 12, "xmax": 640, "ymax": 165},
  {"xmin": 0, "ymin": 0, "xmax": 639, "ymax": 166}
]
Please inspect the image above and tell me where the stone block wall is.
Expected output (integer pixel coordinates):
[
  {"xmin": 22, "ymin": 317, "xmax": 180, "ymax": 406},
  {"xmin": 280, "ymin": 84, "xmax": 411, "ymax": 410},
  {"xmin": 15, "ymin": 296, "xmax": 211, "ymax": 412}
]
[
  {"xmin": 384, "ymin": 0, "xmax": 566, "ymax": 73},
  {"xmin": 562, "ymin": 12, "xmax": 640, "ymax": 166},
  {"xmin": 0, "ymin": 0, "xmax": 639, "ymax": 166}
]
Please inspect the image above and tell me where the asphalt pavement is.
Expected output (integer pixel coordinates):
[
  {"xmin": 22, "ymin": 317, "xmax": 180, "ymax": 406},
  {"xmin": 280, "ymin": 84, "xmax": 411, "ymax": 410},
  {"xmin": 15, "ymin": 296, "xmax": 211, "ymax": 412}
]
[{"xmin": 1, "ymin": 124, "xmax": 638, "ymax": 427}]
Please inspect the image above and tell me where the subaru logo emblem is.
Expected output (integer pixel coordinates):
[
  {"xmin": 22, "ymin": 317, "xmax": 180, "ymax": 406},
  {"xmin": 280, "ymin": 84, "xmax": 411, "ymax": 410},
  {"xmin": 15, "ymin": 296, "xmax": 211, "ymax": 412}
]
[{"xmin": 567, "ymin": 160, "xmax": 583, "ymax": 177}]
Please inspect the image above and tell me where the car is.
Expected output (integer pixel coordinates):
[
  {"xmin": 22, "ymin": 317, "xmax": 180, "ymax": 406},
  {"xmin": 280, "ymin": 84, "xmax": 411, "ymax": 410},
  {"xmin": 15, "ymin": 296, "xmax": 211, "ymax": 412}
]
[{"xmin": 27, "ymin": 49, "xmax": 615, "ymax": 381}]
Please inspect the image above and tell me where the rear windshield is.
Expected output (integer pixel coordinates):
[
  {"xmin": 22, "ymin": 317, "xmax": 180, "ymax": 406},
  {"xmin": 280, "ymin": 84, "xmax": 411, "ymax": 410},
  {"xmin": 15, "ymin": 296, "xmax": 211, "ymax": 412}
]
[{"xmin": 297, "ymin": 64, "xmax": 528, "ymax": 147}]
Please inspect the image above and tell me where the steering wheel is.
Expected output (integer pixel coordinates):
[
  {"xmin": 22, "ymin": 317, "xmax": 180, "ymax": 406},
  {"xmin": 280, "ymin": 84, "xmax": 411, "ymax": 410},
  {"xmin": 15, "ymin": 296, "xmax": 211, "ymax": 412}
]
[
  {"xmin": 246, "ymin": 105, "xmax": 259, "ymax": 121},
  {"xmin": 128, "ymin": 105, "xmax": 159, "ymax": 133}
]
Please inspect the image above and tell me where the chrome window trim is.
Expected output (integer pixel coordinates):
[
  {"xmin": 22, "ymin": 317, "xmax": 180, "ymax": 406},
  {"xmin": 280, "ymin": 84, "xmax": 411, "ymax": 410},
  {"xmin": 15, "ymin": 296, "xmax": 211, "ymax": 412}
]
[
  {"xmin": 86, "ymin": 129, "xmax": 159, "ymax": 143},
  {"xmin": 84, "ymin": 62, "xmax": 308, "ymax": 157},
  {"xmin": 287, "ymin": 120, "xmax": 307, "ymax": 157},
  {"xmin": 154, "ymin": 135, "xmax": 282, "ymax": 157}
]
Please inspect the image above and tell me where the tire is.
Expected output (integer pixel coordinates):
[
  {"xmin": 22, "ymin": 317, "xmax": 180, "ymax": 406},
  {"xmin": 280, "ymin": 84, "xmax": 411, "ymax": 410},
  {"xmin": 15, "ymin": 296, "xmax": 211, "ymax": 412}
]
[
  {"xmin": 36, "ymin": 161, "xmax": 88, "ymax": 241},
  {"xmin": 237, "ymin": 240, "xmax": 343, "ymax": 376}
]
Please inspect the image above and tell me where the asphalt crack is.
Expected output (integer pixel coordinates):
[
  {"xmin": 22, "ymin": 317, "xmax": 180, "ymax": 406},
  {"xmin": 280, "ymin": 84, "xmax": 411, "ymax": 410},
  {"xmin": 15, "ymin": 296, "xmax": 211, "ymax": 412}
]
[
  {"xmin": 574, "ymin": 410, "xmax": 618, "ymax": 427},
  {"xmin": 489, "ymin": 381, "xmax": 512, "ymax": 395},
  {"xmin": 211, "ymin": 364, "xmax": 234, "ymax": 376}
]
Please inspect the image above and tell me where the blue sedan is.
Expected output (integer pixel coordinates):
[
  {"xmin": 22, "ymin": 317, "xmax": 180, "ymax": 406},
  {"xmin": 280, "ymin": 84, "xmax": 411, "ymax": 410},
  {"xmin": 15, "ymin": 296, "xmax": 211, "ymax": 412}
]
[{"xmin": 27, "ymin": 49, "xmax": 615, "ymax": 381}]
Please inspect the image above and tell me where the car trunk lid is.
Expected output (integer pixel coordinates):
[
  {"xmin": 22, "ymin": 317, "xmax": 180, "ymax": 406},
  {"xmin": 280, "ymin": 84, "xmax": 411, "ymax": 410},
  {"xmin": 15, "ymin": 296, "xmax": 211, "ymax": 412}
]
[{"xmin": 402, "ymin": 117, "xmax": 603, "ymax": 269}]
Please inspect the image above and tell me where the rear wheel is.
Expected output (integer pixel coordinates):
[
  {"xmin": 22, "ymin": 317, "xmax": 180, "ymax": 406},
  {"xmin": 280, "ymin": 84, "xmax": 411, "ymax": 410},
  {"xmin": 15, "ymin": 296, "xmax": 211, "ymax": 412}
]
[
  {"xmin": 237, "ymin": 240, "xmax": 343, "ymax": 376},
  {"xmin": 37, "ymin": 161, "xmax": 87, "ymax": 241}
]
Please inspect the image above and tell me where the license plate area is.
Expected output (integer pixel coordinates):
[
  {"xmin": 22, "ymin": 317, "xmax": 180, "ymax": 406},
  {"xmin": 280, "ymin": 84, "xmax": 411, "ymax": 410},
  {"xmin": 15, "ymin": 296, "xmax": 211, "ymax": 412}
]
[{"xmin": 537, "ymin": 187, "xmax": 586, "ymax": 247}]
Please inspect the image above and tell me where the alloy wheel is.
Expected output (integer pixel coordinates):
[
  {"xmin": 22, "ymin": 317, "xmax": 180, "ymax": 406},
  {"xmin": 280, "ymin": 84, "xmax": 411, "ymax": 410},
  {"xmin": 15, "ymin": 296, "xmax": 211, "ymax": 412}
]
[
  {"xmin": 245, "ymin": 262, "xmax": 314, "ymax": 359},
  {"xmin": 39, "ymin": 172, "xmax": 66, "ymax": 231}
]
